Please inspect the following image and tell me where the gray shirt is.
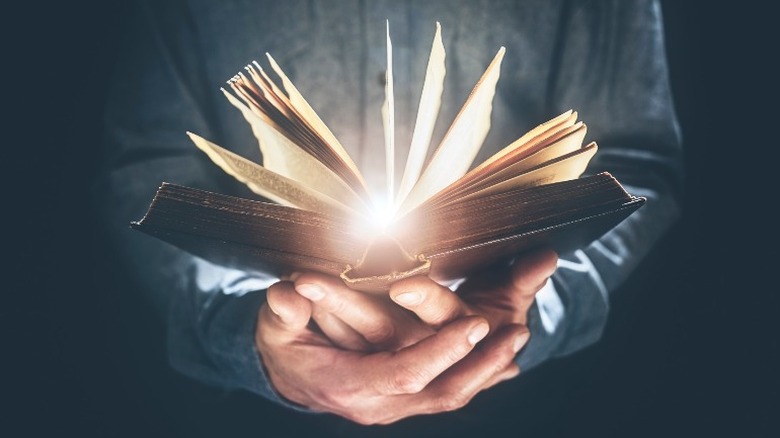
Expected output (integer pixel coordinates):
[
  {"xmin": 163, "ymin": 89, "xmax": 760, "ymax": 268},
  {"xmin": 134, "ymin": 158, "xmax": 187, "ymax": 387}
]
[{"xmin": 97, "ymin": 0, "xmax": 682, "ymax": 407}]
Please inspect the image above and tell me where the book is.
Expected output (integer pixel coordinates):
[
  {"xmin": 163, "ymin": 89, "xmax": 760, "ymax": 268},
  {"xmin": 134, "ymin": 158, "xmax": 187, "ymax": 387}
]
[{"xmin": 132, "ymin": 23, "xmax": 645, "ymax": 292}]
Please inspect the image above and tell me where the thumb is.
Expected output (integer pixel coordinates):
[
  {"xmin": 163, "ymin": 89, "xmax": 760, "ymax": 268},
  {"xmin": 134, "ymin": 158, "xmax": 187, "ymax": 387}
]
[{"xmin": 265, "ymin": 281, "xmax": 313, "ymax": 332}]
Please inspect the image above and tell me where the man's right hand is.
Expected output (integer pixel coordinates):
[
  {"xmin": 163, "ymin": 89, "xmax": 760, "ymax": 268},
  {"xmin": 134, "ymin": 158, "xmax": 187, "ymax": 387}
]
[{"xmin": 255, "ymin": 281, "xmax": 527, "ymax": 425}]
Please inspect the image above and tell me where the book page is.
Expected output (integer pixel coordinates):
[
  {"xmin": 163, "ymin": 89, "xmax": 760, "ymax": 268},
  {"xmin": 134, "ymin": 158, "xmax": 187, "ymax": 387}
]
[
  {"xmin": 436, "ymin": 123, "xmax": 587, "ymax": 203},
  {"xmin": 229, "ymin": 63, "xmax": 370, "ymax": 200},
  {"xmin": 187, "ymin": 133, "xmax": 360, "ymax": 218},
  {"xmin": 469, "ymin": 123, "xmax": 587, "ymax": 189},
  {"xmin": 381, "ymin": 21, "xmax": 395, "ymax": 208},
  {"xmin": 453, "ymin": 142, "xmax": 598, "ymax": 204},
  {"xmin": 471, "ymin": 110, "xmax": 577, "ymax": 174},
  {"xmin": 395, "ymin": 22, "xmax": 446, "ymax": 209},
  {"xmin": 240, "ymin": 66, "xmax": 297, "ymax": 124},
  {"xmin": 398, "ymin": 47, "xmax": 505, "ymax": 216},
  {"xmin": 425, "ymin": 112, "xmax": 582, "ymax": 204},
  {"xmin": 265, "ymin": 54, "xmax": 368, "ymax": 191},
  {"xmin": 219, "ymin": 90, "xmax": 369, "ymax": 212},
  {"xmin": 472, "ymin": 119, "xmax": 583, "ymax": 180}
]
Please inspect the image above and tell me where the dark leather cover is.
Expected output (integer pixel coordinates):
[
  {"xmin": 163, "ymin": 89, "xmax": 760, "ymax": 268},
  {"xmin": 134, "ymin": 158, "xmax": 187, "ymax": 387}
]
[{"xmin": 132, "ymin": 180, "xmax": 644, "ymax": 292}]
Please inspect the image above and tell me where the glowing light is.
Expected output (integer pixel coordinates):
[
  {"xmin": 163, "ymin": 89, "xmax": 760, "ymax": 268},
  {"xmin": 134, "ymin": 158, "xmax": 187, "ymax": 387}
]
[{"xmin": 369, "ymin": 195, "xmax": 396, "ymax": 231}]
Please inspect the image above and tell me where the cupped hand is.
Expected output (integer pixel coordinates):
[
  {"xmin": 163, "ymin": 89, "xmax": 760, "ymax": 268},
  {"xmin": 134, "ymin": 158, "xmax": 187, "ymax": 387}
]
[
  {"xmin": 389, "ymin": 249, "xmax": 559, "ymax": 332},
  {"xmin": 292, "ymin": 249, "xmax": 558, "ymax": 352},
  {"xmin": 256, "ymin": 281, "xmax": 526, "ymax": 425}
]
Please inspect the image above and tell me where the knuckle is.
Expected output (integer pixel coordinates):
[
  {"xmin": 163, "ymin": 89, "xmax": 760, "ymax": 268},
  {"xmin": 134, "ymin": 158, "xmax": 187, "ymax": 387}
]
[
  {"xmin": 481, "ymin": 346, "xmax": 517, "ymax": 376},
  {"xmin": 318, "ymin": 292, "xmax": 346, "ymax": 315},
  {"xmin": 490, "ymin": 343, "xmax": 516, "ymax": 368},
  {"xmin": 426, "ymin": 306, "xmax": 454, "ymax": 326},
  {"xmin": 362, "ymin": 320, "xmax": 396, "ymax": 345},
  {"xmin": 435, "ymin": 390, "xmax": 470, "ymax": 412},
  {"xmin": 492, "ymin": 356, "xmax": 511, "ymax": 376},
  {"xmin": 424, "ymin": 292, "xmax": 464, "ymax": 326},
  {"xmin": 447, "ymin": 342, "xmax": 471, "ymax": 363},
  {"xmin": 388, "ymin": 367, "xmax": 428, "ymax": 394}
]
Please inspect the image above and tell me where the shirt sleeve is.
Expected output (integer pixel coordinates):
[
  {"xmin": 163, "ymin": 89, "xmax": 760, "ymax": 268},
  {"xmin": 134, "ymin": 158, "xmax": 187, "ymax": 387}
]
[
  {"xmin": 93, "ymin": 1, "xmax": 297, "ymax": 407},
  {"xmin": 516, "ymin": 0, "xmax": 683, "ymax": 370}
]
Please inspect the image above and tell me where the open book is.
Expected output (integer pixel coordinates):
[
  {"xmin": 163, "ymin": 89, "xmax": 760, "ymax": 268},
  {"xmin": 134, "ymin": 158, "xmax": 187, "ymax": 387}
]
[{"xmin": 132, "ymin": 23, "xmax": 645, "ymax": 292}]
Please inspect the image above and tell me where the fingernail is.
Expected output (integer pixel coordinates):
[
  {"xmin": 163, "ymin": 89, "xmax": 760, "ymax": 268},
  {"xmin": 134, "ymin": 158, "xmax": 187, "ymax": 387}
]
[
  {"xmin": 288, "ymin": 272, "xmax": 302, "ymax": 281},
  {"xmin": 393, "ymin": 291, "xmax": 421, "ymax": 306},
  {"xmin": 502, "ymin": 367, "xmax": 521, "ymax": 382},
  {"xmin": 267, "ymin": 303, "xmax": 289, "ymax": 323},
  {"xmin": 513, "ymin": 332, "xmax": 530, "ymax": 353},
  {"xmin": 467, "ymin": 323, "xmax": 490, "ymax": 345},
  {"xmin": 296, "ymin": 283, "xmax": 324, "ymax": 301}
]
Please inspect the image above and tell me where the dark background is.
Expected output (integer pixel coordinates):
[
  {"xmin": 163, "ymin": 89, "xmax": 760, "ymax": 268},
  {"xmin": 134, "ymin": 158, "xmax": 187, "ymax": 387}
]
[{"xmin": 7, "ymin": 1, "xmax": 775, "ymax": 437}]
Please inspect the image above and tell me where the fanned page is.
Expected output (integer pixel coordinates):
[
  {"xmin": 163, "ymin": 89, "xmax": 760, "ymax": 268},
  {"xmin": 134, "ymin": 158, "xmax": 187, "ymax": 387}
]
[
  {"xmin": 218, "ymin": 90, "xmax": 369, "ymax": 214},
  {"xmin": 264, "ymin": 54, "xmax": 368, "ymax": 192},
  {"xmin": 463, "ymin": 111, "xmax": 581, "ymax": 186},
  {"xmin": 426, "ymin": 115, "xmax": 591, "ymax": 207},
  {"xmin": 455, "ymin": 142, "xmax": 599, "ymax": 203},
  {"xmin": 463, "ymin": 123, "xmax": 587, "ymax": 192},
  {"xmin": 395, "ymin": 22, "xmax": 446, "ymax": 209},
  {"xmin": 223, "ymin": 58, "xmax": 371, "ymax": 204},
  {"xmin": 187, "ymin": 132, "xmax": 359, "ymax": 218},
  {"xmin": 398, "ymin": 47, "xmax": 505, "ymax": 217},
  {"xmin": 472, "ymin": 110, "xmax": 578, "ymax": 174},
  {"xmin": 381, "ymin": 21, "xmax": 395, "ymax": 208}
]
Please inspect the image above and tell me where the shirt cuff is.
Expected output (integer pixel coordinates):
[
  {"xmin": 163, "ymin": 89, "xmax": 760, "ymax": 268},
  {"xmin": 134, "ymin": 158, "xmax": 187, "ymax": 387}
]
[{"xmin": 167, "ymin": 259, "xmax": 313, "ymax": 411}]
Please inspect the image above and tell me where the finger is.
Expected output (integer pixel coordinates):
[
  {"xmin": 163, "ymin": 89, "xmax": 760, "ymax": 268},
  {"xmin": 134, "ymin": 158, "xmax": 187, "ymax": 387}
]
[
  {"xmin": 511, "ymin": 249, "xmax": 558, "ymax": 296},
  {"xmin": 310, "ymin": 308, "xmax": 371, "ymax": 351},
  {"xmin": 481, "ymin": 363, "xmax": 520, "ymax": 392},
  {"xmin": 260, "ymin": 281, "xmax": 313, "ymax": 344},
  {"xmin": 362, "ymin": 316, "xmax": 490, "ymax": 396},
  {"xmin": 294, "ymin": 272, "xmax": 400, "ymax": 345},
  {"xmin": 389, "ymin": 275, "xmax": 470, "ymax": 328},
  {"xmin": 366, "ymin": 324, "xmax": 527, "ymax": 423},
  {"xmin": 420, "ymin": 324, "xmax": 528, "ymax": 414}
]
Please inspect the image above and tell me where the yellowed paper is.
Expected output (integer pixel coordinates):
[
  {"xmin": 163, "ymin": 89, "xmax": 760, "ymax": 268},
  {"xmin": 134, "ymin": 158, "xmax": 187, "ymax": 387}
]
[
  {"xmin": 435, "ymin": 123, "xmax": 588, "ymax": 204},
  {"xmin": 221, "ymin": 89, "xmax": 369, "ymax": 212},
  {"xmin": 265, "ymin": 53, "xmax": 367, "ymax": 190},
  {"xmin": 400, "ymin": 47, "xmax": 505, "ymax": 216},
  {"xmin": 471, "ymin": 110, "xmax": 577, "ymax": 174},
  {"xmin": 187, "ymin": 133, "xmax": 359, "ymax": 217},
  {"xmin": 381, "ymin": 21, "xmax": 395, "ymax": 207},
  {"xmin": 455, "ymin": 142, "xmax": 598, "ymax": 203},
  {"xmin": 475, "ymin": 123, "xmax": 587, "ymax": 188},
  {"xmin": 241, "ymin": 65, "xmax": 294, "ymax": 120},
  {"xmin": 253, "ymin": 61, "xmax": 287, "ymax": 104},
  {"xmin": 230, "ymin": 65, "xmax": 369, "ymax": 200},
  {"xmin": 395, "ymin": 22, "xmax": 446, "ymax": 210}
]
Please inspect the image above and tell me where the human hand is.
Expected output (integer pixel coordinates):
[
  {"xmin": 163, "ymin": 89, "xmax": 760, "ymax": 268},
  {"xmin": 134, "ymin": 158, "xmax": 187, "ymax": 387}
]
[
  {"xmin": 389, "ymin": 249, "xmax": 559, "ymax": 333},
  {"xmin": 256, "ymin": 281, "xmax": 527, "ymax": 424},
  {"xmin": 291, "ymin": 249, "xmax": 558, "ymax": 352}
]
